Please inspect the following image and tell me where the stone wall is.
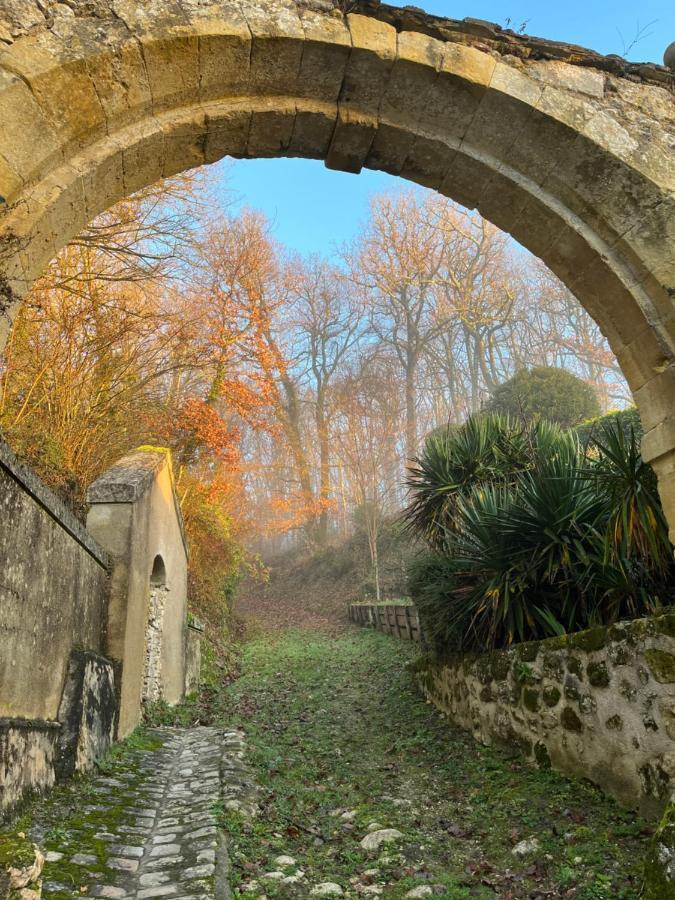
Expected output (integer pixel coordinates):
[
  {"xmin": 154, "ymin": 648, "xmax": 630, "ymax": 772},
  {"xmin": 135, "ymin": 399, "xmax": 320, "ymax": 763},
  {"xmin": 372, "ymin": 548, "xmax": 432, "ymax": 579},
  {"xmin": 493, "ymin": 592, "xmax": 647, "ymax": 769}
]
[
  {"xmin": 143, "ymin": 585, "xmax": 168, "ymax": 704},
  {"xmin": 87, "ymin": 448, "xmax": 189, "ymax": 736},
  {"xmin": 413, "ymin": 613, "xmax": 675, "ymax": 817},
  {"xmin": 0, "ymin": 440, "xmax": 114, "ymax": 817},
  {"xmin": 0, "ymin": 443, "xmax": 193, "ymax": 817},
  {"xmin": 184, "ymin": 620, "xmax": 204, "ymax": 696}
]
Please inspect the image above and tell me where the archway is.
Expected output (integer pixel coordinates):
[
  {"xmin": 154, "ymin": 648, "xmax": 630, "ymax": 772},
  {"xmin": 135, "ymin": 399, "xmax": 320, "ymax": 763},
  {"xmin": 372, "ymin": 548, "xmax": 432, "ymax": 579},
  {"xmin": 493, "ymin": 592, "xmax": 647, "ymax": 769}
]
[
  {"xmin": 143, "ymin": 554, "xmax": 169, "ymax": 704},
  {"xmin": 0, "ymin": 1, "xmax": 672, "ymax": 535}
]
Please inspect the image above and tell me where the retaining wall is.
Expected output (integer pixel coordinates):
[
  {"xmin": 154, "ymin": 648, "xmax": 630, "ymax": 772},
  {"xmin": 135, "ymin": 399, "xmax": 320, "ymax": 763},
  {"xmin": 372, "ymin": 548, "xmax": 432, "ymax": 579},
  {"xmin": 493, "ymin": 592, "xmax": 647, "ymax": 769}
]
[
  {"xmin": 0, "ymin": 443, "xmax": 194, "ymax": 819},
  {"xmin": 412, "ymin": 613, "xmax": 675, "ymax": 817},
  {"xmin": 0, "ymin": 440, "xmax": 114, "ymax": 817}
]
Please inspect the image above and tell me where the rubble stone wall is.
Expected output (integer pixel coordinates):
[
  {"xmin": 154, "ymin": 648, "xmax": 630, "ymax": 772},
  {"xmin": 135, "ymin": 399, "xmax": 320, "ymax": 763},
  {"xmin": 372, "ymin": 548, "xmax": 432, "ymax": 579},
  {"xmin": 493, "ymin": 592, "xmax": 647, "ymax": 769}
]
[{"xmin": 413, "ymin": 613, "xmax": 675, "ymax": 818}]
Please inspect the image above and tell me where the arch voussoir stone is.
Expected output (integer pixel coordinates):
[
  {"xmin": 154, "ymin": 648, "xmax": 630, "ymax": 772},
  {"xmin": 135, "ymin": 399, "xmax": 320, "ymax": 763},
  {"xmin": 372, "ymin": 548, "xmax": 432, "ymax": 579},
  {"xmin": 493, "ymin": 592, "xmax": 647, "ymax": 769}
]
[{"xmin": 0, "ymin": 0, "xmax": 672, "ymax": 537}]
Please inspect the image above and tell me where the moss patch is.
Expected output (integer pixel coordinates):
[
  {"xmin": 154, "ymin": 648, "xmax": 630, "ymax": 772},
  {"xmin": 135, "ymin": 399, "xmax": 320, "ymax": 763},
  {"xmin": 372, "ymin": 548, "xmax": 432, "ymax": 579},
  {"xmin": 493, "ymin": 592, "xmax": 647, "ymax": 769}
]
[
  {"xmin": 587, "ymin": 660, "xmax": 611, "ymax": 687},
  {"xmin": 490, "ymin": 652, "xmax": 511, "ymax": 681},
  {"xmin": 516, "ymin": 641, "xmax": 540, "ymax": 662},
  {"xmin": 543, "ymin": 685, "xmax": 561, "ymax": 707},
  {"xmin": 570, "ymin": 626, "xmax": 608, "ymax": 653},
  {"xmin": 566, "ymin": 656, "xmax": 583, "ymax": 678},
  {"xmin": 643, "ymin": 799, "xmax": 675, "ymax": 899},
  {"xmin": 534, "ymin": 741, "xmax": 551, "ymax": 769},
  {"xmin": 0, "ymin": 832, "xmax": 36, "ymax": 868},
  {"xmin": 644, "ymin": 649, "xmax": 675, "ymax": 683},
  {"xmin": 523, "ymin": 688, "xmax": 540, "ymax": 712},
  {"xmin": 542, "ymin": 652, "xmax": 565, "ymax": 681}
]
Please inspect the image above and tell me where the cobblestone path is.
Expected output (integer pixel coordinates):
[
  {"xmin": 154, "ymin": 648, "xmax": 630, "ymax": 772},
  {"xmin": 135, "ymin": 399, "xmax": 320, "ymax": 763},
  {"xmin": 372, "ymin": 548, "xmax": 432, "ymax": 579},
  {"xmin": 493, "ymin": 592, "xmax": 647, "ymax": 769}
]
[{"xmin": 30, "ymin": 726, "xmax": 254, "ymax": 900}]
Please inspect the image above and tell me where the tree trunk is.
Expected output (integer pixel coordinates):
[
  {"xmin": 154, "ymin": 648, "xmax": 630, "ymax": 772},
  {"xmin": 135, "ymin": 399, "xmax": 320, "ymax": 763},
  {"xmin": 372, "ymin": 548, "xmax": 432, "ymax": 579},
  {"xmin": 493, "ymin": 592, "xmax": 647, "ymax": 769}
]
[
  {"xmin": 405, "ymin": 362, "xmax": 417, "ymax": 462},
  {"xmin": 281, "ymin": 376, "xmax": 317, "ymax": 544},
  {"xmin": 315, "ymin": 394, "xmax": 330, "ymax": 546}
]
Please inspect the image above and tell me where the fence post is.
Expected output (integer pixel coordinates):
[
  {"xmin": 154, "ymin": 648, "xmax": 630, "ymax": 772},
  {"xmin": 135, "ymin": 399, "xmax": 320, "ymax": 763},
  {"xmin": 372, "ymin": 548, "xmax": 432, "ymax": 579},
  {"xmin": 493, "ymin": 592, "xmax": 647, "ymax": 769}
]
[{"xmin": 404, "ymin": 605, "xmax": 412, "ymax": 641}]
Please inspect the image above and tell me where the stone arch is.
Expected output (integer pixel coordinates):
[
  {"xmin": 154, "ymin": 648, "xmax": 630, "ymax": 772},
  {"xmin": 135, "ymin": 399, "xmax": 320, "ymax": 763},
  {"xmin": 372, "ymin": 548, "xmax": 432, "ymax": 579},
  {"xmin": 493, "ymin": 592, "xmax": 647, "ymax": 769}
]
[{"xmin": 0, "ymin": 1, "xmax": 672, "ymax": 534}]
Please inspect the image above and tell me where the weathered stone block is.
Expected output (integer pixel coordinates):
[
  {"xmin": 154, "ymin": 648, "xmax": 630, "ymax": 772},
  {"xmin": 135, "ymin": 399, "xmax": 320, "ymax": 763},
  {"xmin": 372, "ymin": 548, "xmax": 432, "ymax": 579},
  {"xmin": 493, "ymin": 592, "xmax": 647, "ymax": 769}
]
[
  {"xmin": 0, "ymin": 719, "xmax": 59, "ymax": 818},
  {"xmin": 56, "ymin": 651, "xmax": 117, "ymax": 780}
]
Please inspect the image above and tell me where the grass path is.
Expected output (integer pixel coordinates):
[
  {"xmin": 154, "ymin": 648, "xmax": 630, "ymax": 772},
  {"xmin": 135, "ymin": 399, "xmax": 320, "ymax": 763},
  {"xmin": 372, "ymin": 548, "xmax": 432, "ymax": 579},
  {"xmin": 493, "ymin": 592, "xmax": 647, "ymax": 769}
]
[{"xmin": 208, "ymin": 627, "xmax": 647, "ymax": 899}]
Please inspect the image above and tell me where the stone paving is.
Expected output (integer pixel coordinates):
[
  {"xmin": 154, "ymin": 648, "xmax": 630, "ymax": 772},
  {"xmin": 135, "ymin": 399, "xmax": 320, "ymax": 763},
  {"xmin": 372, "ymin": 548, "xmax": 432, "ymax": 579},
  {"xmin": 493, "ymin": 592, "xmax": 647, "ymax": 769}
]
[{"xmin": 29, "ymin": 726, "xmax": 257, "ymax": 900}]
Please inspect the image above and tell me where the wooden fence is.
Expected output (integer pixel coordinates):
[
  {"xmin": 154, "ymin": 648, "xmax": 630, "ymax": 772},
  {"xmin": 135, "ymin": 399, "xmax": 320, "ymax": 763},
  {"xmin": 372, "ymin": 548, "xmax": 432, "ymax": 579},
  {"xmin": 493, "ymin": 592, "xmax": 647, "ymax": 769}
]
[{"xmin": 349, "ymin": 603, "xmax": 424, "ymax": 644}]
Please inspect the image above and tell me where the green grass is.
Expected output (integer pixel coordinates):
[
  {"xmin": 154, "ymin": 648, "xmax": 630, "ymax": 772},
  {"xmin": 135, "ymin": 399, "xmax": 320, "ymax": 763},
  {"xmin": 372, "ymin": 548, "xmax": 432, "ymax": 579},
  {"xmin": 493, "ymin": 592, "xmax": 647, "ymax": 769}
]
[
  {"xmin": 204, "ymin": 628, "xmax": 647, "ymax": 899},
  {"xmin": 0, "ymin": 632, "xmax": 651, "ymax": 898}
]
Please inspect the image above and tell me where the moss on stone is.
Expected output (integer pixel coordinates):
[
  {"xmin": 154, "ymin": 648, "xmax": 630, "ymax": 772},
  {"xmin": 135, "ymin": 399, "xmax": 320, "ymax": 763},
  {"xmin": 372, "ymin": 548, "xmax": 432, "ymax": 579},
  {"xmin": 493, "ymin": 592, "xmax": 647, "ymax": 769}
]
[
  {"xmin": 561, "ymin": 707, "xmax": 583, "ymax": 732},
  {"xmin": 655, "ymin": 612, "xmax": 675, "ymax": 639},
  {"xmin": 534, "ymin": 741, "xmax": 551, "ymax": 769},
  {"xmin": 494, "ymin": 723, "xmax": 532, "ymax": 758},
  {"xmin": 609, "ymin": 642, "xmax": 634, "ymax": 666},
  {"xmin": 566, "ymin": 656, "xmax": 583, "ymax": 678},
  {"xmin": 587, "ymin": 660, "xmax": 611, "ymax": 687},
  {"xmin": 474, "ymin": 657, "xmax": 493, "ymax": 685},
  {"xmin": 516, "ymin": 641, "xmax": 540, "ymax": 662},
  {"xmin": 619, "ymin": 678, "xmax": 638, "ymax": 701},
  {"xmin": 644, "ymin": 649, "xmax": 675, "ymax": 683},
  {"xmin": 542, "ymin": 652, "xmax": 565, "ymax": 681},
  {"xmin": 570, "ymin": 625, "xmax": 608, "ymax": 653},
  {"xmin": 0, "ymin": 832, "xmax": 36, "ymax": 868},
  {"xmin": 407, "ymin": 654, "xmax": 435, "ymax": 675},
  {"xmin": 542, "ymin": 685, "xmax": 561, "ymax": 707},
  {"xmin": 523, "ymin": 688, "xmax": 540, "ymax": 712},
  {"xmin": 605, "ymin": 714, "xmax": 623, "ymax": 731},
  {"xmin": 490, "ymin": 652, "xmax": 512, "ymax": 681},
  {"xmin": 643, "ymin": 799, "xmax": 675, "ymax": 899},
  {"xmin": 541, "ymin": 633, "xmax": 570, "ymax": 652},
  {"xmin": 563, "ymin": 676, "xmax": 581, "ymax": 702},
  {"xmin": 461, "ymin": 654, "xmax": 477, "ymax": 677}
]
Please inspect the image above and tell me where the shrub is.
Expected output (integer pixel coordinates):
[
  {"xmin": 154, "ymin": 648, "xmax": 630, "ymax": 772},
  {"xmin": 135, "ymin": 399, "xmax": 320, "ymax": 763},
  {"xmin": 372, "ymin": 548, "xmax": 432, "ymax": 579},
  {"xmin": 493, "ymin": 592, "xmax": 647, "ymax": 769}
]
[
  {"xmin": 406, "ymin": 415, "xmax": 673, "ymax": 653},
  {"xmin": 575, "ymin": 406, "xmax": 642, "ymax": 446},
  {"xmin": 488, "ymin": 366, "xmax": 601, "ymax": 429},
  {"xmin": 405, "ymin": 414, "xmax": 573, "ymax": 548}
]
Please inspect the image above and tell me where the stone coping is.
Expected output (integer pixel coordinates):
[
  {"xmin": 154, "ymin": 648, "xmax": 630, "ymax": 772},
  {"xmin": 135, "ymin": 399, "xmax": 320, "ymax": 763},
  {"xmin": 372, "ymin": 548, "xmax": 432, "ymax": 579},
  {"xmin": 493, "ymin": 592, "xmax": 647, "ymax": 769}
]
[
  {"xmin": 87, "ymin": 447, "xmax": 189, "ymax": 558},
  {"xmin": 87, "ymin": 447, "xmax": 172, "ymax": 504},
  {"xmin": 416, "ymin": 609, "xmax": 675, "ymax": 671},
  {"xmin": 0, "ymin": 1, "xmax": 670, "ymax": 86},
  {"xmin": 348, "ymin": 1, "xmax": 674, "ymax": 86},
  {"xmin": 0, "ymin": 438, "xmax": 110, "ymax": 570}
]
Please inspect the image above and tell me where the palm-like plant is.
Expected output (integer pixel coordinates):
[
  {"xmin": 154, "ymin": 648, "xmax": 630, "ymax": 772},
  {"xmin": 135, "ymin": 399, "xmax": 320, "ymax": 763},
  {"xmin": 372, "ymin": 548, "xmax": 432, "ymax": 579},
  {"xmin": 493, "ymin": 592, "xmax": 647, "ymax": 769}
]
[
  {"xmin": 588, "ymin": 423, "xmax": 671, "ymax": 576},
  {"xmin": 404, "ymin": 414, "xmax": 532, "ymax": 548},
  {"xmin": 406, "ymin": 414, "xmax": 674, "ymax": 653}
]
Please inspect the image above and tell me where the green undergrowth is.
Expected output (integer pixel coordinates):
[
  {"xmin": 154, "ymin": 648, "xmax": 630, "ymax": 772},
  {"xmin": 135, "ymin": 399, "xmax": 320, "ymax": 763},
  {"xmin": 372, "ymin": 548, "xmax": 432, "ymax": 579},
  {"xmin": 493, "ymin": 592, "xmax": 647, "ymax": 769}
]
[
  {"xmin": 203, "ymin": 628, "xmax": 649, "ymax": 899},
  {"xmin": 0, "ymin": 726, "xmax": 165, "ymax": 896}
]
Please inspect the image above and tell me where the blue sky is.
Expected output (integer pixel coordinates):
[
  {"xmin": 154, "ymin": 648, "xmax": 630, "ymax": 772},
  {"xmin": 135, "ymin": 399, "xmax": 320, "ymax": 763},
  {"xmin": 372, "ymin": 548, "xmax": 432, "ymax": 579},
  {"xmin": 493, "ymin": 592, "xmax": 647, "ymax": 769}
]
[{"xmin": 215, "ymin": 0, "xmax": 674, "ymax": 257}]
